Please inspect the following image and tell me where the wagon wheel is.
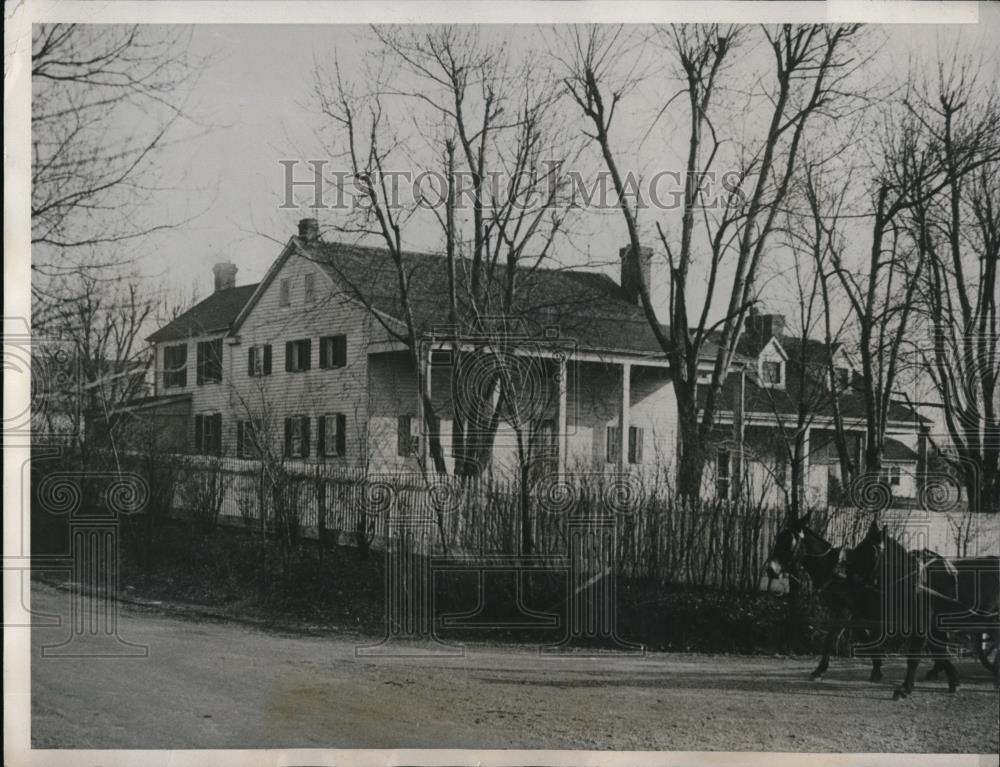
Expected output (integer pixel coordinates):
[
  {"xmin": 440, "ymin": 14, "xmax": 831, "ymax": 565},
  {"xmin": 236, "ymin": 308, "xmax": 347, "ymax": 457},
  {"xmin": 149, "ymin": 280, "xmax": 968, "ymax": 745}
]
[{"xmin": 977, "ymin": 632, "xmax": 998, "ymax": 674}]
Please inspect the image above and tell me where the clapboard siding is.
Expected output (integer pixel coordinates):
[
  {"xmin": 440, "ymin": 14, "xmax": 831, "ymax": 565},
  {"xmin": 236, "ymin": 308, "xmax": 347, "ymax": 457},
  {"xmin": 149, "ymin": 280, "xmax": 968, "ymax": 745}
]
[{"xmin": 223, "ymin": 251, "xmax": 378, "ymax": 465}]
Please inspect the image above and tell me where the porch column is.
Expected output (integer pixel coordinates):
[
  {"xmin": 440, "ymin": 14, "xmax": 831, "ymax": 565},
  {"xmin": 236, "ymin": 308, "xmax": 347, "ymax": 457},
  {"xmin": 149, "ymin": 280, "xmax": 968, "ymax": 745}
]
[
  {"xmin": 732, "ymin": 368, "xmax": 746, "ymax": 498},
  {"xmin": 916, "ymin": 426, "xmax": 929, "ymax": 496},
  {"xmin": 556, "ymin": 356, "xmax": 568, "ymax": 474},
  {"xmin": 801, "ymin": 426, "xmax": 811, "ymax": 504},
  {"xmin": 419, "ymin": 342, "xmax": 432, "ymax": 470},
  {"xmin": 619, "ymin": 362, "xmax": 631, "ymax": 470}
]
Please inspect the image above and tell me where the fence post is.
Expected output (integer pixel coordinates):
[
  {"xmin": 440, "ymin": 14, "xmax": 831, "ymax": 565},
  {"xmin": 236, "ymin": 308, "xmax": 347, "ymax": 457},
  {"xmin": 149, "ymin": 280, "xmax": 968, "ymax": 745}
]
[{"xmin": 356, "ymin": 482, "xmax": 462, "ymax": 658}]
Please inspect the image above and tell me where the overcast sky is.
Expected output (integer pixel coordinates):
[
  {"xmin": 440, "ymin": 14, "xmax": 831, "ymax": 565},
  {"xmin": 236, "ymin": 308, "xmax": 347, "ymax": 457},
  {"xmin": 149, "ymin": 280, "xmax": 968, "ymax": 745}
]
[{"xmin": 125, "ymin": 19, "xmax": 998, "ymax": 321}]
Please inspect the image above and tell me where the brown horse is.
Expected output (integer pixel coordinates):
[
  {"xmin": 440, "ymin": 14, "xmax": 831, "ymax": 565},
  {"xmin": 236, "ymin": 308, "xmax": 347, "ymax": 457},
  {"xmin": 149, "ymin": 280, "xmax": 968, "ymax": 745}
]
[
  {"xmin": 766, "ymin": 512, "xmax": 885, "ymax": 682},
  {"xmin": 847, "ymin": 521, "xmax": 1000, "ymax": 698}
]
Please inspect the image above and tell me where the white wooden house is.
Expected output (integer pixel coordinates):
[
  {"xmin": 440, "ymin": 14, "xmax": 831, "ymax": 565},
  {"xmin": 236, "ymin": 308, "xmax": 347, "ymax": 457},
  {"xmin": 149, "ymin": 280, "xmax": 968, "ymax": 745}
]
[{"xmin": 130, "ymin": 218, "xmax": 929, "ymax": 503}]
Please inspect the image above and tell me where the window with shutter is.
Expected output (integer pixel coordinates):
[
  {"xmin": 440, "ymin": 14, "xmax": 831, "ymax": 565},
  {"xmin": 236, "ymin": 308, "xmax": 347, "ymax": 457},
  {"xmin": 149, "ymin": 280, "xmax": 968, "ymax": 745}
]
[
  {"xmin": 194, "ymin": 414, "xmax": 222, "ymax": 454},
  {"xmin": 320, "ymin": 413, "xmax": 346, "ymax": 457},
  {"xmin": 286, "ymin": 415, "xmax": 309, "ymax": 457},
  {"xmin": 163, "ymin": 344, "xmax": 187, "ymax": 388},
  {"xmin": 286, "ymin": 339, "xmax": 312, "ymax": 372},
  {"xmin": 279, "ymin": 278, "xmax": 291, "ymax": 306},
  {"xmin": 197, "ymin": 339, "xmax": 223, "ymax": 384},
  {"xmin": 237, "ymin": 421, "xmax": 245, "ymax": 458},
  {"xmin": 248, "ymin": 344, "xmax": 272, "ymax": 377},
  {"xmin": 319, "ymin": 335, "xmax": 347, "ymax": 369},
  {"xmin": 333, "ymin": 335, "xmax": 346, "ymax": 367}
]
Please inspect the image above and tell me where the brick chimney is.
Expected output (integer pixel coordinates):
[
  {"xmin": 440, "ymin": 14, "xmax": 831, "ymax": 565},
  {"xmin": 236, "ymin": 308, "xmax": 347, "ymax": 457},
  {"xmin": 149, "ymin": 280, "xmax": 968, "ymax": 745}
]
[
  {"xmin": 748, "ymin": 307, "xmax": 785, "ymax": 339},
  {"xmin": 298, "ymin": 217, "xmax": 320, "ymax": 241},
  {"xmin": 212, "ymin": 261, "xmax": 237, "ymax": 293},
  {"xmin": 619, "ymin": 244, "xmax": 653, "ymax": 306}
]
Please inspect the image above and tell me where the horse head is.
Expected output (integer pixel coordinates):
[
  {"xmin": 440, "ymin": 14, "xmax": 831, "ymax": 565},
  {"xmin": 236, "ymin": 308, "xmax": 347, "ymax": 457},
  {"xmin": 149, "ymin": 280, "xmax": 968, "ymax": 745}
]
[{"xmin": 766, "ymin": 510, "xmax": 814, "ymax": 578}]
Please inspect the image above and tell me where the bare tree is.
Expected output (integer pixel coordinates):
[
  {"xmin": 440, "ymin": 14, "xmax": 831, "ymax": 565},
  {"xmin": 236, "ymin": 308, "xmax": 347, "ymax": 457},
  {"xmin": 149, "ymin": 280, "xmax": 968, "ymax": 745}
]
[
  {"xmin": 40, "ymin": 274, "xmax": 160, "ymax": 472},
  {"xmin": 309, "ymin": 27, "xmax": 581, "ymax": 552},
  {"xmin": 31, "ymin": 24, "xmax": 207, "ymax": 329},
  {"xmin": 561, "ymin": 23, "xmax": 866, "ymax": 497},
  {"xmin": 825, "ymin": 61, "xmax": 1000, "ymax": 492},
  {"xmin": 906, "ymin": 58, "xmax": 1000, "ymax": 511},
  {"xmin": 757, "ymin": 176, "xmax": 854, "ymax": 515}
]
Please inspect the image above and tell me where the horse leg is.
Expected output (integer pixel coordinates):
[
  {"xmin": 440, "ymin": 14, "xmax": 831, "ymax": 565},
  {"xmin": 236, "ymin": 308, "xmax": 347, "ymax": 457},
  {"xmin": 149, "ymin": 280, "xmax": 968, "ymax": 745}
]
[
  {"xmin": 924, "ymin": 659, "xmax": 944, "ymax": 681},
  {"xmin": 929, "ymin": 626, "xmax": 959, "ymax": 693},
  {"xmin": 869, "ymin": 654, "xmax": 884, "ymax": 683},
  {"xmin": 811, "ymin": 627, "xmax": 840, "ymax": 680},
  {"xmin": 854, "ymin": 627, "xmax": 883, "ymax": 682},
  {"xmin": 994, "ymin": 629, "xmax": 1000, "ymax": 690},
  {"xmin": 893, "ymin": 636, "xmax": 923, "ymax": 700}
]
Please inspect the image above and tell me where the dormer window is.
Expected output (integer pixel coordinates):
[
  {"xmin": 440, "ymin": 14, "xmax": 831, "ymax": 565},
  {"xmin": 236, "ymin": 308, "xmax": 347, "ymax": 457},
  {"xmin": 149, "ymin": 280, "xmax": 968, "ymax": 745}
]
[
  {"xmin": 835, "ymin": 366, "xmax": 850, "ymax": 389},
  {"xmin": 761, "ymin": 360, "xmax": 783, "ymax": 387}
]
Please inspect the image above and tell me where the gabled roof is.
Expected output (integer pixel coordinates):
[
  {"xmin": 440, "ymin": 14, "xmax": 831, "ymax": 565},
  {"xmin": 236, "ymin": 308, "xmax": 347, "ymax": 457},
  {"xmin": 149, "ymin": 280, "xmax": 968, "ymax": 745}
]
[
  {"xmin": 148, "ymin": 284, "xmax": 259, "ymax": 343},
  {"xmin": 698, "ymin": 365, "xmax": 929, "ymax": 426},
  {"xmin": 240, "ymin": 237, "xmax": 727, "ymax": 360},
  {"xmin": 883, "ymin": 437, "xmax": 919, "ymax": 462}
]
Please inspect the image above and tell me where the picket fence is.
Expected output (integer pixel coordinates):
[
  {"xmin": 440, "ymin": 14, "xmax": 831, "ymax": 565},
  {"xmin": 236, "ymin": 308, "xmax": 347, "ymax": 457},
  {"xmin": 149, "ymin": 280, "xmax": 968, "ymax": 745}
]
[{"xmin": 165, "ymin": 457, "xmax": 1000, "ymax": 591}]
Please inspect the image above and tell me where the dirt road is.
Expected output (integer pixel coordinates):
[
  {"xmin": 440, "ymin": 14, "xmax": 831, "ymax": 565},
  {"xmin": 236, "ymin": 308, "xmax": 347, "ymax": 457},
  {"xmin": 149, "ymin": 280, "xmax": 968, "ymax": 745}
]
[{"xmin": 27, "ymin": 582, "xmax": 999, "ymax": 753}]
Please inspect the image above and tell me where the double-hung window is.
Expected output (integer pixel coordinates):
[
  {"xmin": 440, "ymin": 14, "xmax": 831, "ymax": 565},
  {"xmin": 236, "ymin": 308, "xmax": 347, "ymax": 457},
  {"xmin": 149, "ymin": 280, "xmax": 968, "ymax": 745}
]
[
  {"xmin": 248, "ymin": 344, "xmax": 272, "ymax": 377},
  {"xmin": 284, "ymin": 415, "xmax": 310, "ymax": 458},
  {"xmin": 318, "ymin": 413, "xmax": 346, "ymax": 457},
  {"xmin": 285, "ymin": 339, "xmax": 312, "ymax": 372},
  {"xmin": 196, "ymin": 338, "xmax": 223, "ymax": 385},
  {"xmin": 318, "ymin": 335, "xmax": 347, "ymax": 369},
  {"xmin": 163, "ymin": 344, "xmax": 187, "ymax": 388}
]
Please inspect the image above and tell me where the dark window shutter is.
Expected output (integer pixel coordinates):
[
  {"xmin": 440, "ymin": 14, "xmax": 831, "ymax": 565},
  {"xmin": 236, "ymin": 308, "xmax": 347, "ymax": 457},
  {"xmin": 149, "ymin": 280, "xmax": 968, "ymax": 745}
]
[
  {"xmin": 212, "ymin": 414, "xmax": 222, "ymax": 454},
  {"xmin": 196, "ymin": 344, "xmax": 205, "ymax": 385},
  {"xmin": 336, "ymin": 414, "xmax": 346, "ymax": 456},
  {"xmin": 302, "ymin": 416, "xmax": 311, "ymax": 457},
  {"xmin": 319, "ymin": 337, "xmax": 329, "ymax": 369},
  {"xmin": 284, "ymin": 418, "xmax": 292, "ymax": 456},
  {"xmin": 195, "ymin": 415, "xmax": 203, "ymax": 452},
  {"xmin": 237, "ymin": 421, "xmax": 245, "ymax": 458},
  {"xmin": 263, "ymin": 345, "xmax": 272, "ymax": 375},
  {"xmin": 628, "ymin": 426, "xmax": 643, "ymax": 464},
  {"xmin": 606, "ymin": 426, "xmax": 620, "ymax": 463},
  {"xmin": 398, "ymin": 416, "xmax": 410, "ymax": 457},
  {"xmin": 248, "ymin": 347, "xmax": 256, "ymax": 377},
  {"xmin": 285, "ymin": 341, "xmax": 293, "ymax": 371},
  {"xmin": 213, "ymin": 338, "xmax": 223, "ymax": 381},
  {"xmin": 317, "ymin": 416, "xmax": 326, "ymax": 456},
  {"xmin": 333, "ymin": 335, "xmax": 347, "ymax": 367},
  {"xmin": 303, "ymin": 339, "xmax": 312, "ymax": 370}
]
